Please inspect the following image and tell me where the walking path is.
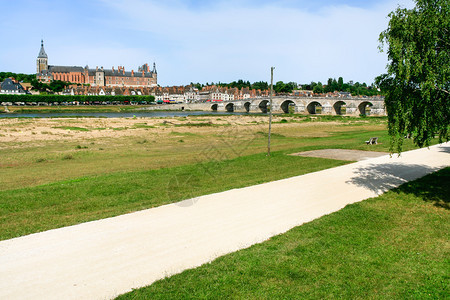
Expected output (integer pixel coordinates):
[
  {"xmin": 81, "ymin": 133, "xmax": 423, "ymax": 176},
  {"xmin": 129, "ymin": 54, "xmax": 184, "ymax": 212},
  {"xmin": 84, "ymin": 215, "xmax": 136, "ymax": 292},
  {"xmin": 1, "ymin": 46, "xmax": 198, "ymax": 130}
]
[{"xmin": 1, "ymin": 143, "xmax": 449, "ymax": 300}]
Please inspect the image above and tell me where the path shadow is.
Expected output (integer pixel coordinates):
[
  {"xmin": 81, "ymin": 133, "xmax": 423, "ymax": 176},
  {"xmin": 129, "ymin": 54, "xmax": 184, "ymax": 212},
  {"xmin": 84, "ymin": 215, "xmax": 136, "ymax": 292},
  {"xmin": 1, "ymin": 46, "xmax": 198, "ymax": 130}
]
[
  {"xmin": 347, "ymin": 164, "xmax": 449, "ymax": 209},
  {"xmin": 438, "ymin": 145, "xmax": 450, "ymax": 154},
  {"xmin": 396, "ymin": 167, "xmax": 449, "ymax": 209},
  {"xmin": 347, "ymin": 163, "xmax": 439, "ymax": 194}
]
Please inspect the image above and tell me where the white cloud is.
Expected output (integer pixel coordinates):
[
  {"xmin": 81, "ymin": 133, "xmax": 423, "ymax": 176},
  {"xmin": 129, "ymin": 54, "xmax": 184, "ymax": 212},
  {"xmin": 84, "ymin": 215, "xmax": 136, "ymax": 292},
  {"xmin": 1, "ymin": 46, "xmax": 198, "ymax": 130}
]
[
  {"xmin": 0, "ymin": 0, "xmax": 415, "ymax": 85},
  {"xmin": 96, "ymin": 0, "xmax": 415, "ymax": 85}
]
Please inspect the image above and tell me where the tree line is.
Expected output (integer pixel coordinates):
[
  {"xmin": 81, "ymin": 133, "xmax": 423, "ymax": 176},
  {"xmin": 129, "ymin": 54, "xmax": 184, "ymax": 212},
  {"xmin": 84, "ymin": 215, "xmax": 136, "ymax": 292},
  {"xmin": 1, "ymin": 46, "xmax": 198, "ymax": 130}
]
[
  {"xmin": 190, "ymin": 80, "xmax": 269, "ymax": 91},
  {"xmin": 30, "ymin": 79, "xmax": 73, "ymax": 93},
  {"xmin": 191, "ymin": 77, "xmax": 380, "ymax": 96},
  {"xmin": 302, "ymin": 78, "xmax": 380, "ymax": 96},
  {"xmin": 0, "ymin": 72, "xmax": 35, "ymax": 83},
  {"xmin": 1, "ymin": 72, "xmax": 73, "ymax": 93},
  {"xmin": 0, "ymin": 94, "xmax": 155, "ymax": 104}
]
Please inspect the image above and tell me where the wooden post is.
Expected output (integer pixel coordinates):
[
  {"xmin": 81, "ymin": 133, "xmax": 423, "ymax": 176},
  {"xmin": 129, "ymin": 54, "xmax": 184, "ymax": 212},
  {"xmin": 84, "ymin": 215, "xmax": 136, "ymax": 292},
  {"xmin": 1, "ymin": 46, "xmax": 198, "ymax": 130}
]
[{"xmin": 267, "ymin": 67, "xmax": 274, "ymax": 156}]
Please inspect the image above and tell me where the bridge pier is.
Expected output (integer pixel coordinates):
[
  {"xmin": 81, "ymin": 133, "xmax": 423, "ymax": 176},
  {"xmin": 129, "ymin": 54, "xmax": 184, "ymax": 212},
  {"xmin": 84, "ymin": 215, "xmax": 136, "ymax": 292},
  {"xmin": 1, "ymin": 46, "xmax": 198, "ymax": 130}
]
[{"xmin": 322, "ymin": 102, "xmax": 333, "ymax": 114}]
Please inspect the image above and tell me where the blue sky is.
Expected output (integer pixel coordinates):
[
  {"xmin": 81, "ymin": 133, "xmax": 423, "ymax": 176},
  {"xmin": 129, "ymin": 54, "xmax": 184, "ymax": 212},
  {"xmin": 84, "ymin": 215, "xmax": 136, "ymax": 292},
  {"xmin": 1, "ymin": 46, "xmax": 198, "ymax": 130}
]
[{"xmin": 0, "ymin": 0, "xmax": 414, "ymax": 86}]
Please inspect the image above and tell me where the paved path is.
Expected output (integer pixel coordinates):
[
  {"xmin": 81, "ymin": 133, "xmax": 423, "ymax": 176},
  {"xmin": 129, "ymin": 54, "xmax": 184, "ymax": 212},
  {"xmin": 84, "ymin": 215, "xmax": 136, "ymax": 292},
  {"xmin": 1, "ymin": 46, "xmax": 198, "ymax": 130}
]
[
  {"xmin": 290, "ymin": 149, "xmax": 389, "ymax": 161},
  {"xmin": 0, "ymin": 143, "xmax": 449, "ymax": 299}
]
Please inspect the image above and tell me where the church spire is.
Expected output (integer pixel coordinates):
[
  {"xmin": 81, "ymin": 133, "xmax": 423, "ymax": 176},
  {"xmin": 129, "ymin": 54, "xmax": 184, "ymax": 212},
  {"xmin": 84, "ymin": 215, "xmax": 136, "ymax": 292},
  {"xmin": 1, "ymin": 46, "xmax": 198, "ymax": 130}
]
[
  {"xmin": 152, "ymin": 62, "xmax": 157, "ymax": 74},
  {"xmin": 38, "ymin": 40, "xmax": 48, "ymax": 59},
  {"xmin": 37, "ymin": 39, "xmax": 48, "ymax": 74}
]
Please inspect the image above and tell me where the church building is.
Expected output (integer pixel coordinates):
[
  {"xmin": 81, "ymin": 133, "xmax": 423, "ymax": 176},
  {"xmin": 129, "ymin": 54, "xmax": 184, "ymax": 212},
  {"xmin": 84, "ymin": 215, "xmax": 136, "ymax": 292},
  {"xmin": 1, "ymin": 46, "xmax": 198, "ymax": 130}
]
[{"xmin": 36, "ymin": 40, "xmax": 157, "ymax": 88}]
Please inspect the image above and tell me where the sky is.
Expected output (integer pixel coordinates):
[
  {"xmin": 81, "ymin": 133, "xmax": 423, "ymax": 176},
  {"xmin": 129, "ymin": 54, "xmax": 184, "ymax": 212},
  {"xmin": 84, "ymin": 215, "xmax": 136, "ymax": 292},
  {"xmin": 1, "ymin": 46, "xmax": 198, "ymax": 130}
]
[{"xmin": 0, "ymin": 0, "xmax": 414, "ymax": 86}]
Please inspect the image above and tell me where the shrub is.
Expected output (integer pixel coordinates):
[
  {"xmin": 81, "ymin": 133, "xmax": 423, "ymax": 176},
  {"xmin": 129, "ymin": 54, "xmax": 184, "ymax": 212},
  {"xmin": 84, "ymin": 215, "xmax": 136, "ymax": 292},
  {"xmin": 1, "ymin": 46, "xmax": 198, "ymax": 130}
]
[{"xmin": 62, "ymin": 154, "xmax": 74, "ymax": 160}]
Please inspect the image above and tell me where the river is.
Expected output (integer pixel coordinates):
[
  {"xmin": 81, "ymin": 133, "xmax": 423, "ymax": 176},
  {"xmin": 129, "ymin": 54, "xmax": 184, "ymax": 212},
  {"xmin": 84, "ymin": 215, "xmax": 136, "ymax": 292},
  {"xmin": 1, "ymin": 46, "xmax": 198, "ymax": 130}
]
[{"xmin": 0, "ymin": 111, "xmax": 264, "ymax": 118}]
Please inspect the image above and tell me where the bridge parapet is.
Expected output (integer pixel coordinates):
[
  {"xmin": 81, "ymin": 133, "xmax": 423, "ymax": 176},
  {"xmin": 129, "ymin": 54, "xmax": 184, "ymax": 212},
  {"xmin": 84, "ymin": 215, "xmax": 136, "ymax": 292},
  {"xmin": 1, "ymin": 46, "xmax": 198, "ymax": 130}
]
[
  {"xmin": 142, "ymin": 96, "xmax": 386, "ymax": 116},
  {"xmin": 233, "ymin": 96, "xmax": 385, "ymax": 116}
]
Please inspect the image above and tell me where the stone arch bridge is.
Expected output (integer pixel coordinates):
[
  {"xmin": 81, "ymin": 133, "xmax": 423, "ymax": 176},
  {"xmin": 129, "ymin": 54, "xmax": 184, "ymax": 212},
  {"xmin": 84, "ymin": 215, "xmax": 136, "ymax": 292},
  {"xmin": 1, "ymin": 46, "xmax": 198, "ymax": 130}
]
[{"xmin": 151, "ymin": 97, "xmax": 386, "ymax": 116}]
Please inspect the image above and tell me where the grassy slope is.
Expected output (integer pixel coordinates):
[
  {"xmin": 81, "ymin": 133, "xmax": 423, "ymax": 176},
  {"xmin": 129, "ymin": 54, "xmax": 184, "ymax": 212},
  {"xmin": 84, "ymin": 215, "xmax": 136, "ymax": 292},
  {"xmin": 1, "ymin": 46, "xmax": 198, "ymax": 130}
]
[
  {"xmin": 0, "ymin": 117, "xmax": 424, "ymax": 192},
  {"xmin": 117, "ymin": 167, "xmax": 450, "ymax": 300},
  {"xmin": 0, "ymin": 152, "xmax": 347, "ymax": 240}
]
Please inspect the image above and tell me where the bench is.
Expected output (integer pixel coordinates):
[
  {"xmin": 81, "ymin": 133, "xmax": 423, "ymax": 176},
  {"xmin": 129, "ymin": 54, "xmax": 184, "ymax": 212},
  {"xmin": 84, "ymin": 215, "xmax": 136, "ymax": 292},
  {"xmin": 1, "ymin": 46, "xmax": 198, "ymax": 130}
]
[{"xmin": 365, "ymin": 137, "xmax": 378, "ymax": 145}]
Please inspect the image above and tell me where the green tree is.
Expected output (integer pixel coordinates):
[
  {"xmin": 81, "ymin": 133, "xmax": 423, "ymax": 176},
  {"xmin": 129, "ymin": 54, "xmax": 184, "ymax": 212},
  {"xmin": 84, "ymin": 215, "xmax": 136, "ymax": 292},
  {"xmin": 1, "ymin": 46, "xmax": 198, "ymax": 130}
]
[
  {"xmin": 0, "ymin": 72, "xmax": 35, "ymax": 83},
  {"xmin": 308, "ymin": 81, "xmax": 317, "ymax": 91},
  {"xmin": 274, "ymin": 81, "xmax": 286, "ymax": 94},
  {"xmin": 331, "ymin": 79, "xmax": 339, "ymax": 92},
  {"xmin": 287, "ymin": 82, "xmax": 297, "ymax": 91},
  {"xmin": 325, "ymin": 78, "xmax": 333, "ymax": 93},
  {"xmin": 338, "ymin": 77, "xmax": 344, "ymax": 91},
  {"xmin": 252, "ymin": 81, "xmax": 268, "ymax": 90},
  {"xmin": 30, "ymin": 79, "xmax": 49, "ymax": 92},
  {"xmin": 274, "ymin": 81, "xmax": 293, "ymax": 94},
  {"xmin": 49, "ymin": 80, "xmax": 70, "ymax": 92},
  {"xmin": 378, "ymin": 0, "xmax": 449, "ymax": 152},
  {"xmin": 313, "ymin": 82, "xmax": 324, "ymax": 94},
  {"xmin": 192, "ymin": 82, "xmax": 203, "ymax": 90}
]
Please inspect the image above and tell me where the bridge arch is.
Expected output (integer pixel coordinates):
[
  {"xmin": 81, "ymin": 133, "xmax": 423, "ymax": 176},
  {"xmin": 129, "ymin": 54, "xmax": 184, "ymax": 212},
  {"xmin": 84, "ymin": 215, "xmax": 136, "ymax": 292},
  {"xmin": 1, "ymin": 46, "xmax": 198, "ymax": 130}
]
[
  {"xmin": 258, "ymin": 100, "xmax": 269, "ymax": 113},
  {"xmin": 225, "ymin": 103, "xmax": 234, "ymax": 112},
  {"xmin": 333, "ymin": 101, "xmax": 346, "ymax": 115},
  {"xmin": 211, "ymin": 103, "xmax": 218, "ymax": 111},
  {"xmin": 358, "ymin": 101, "xmax": 373, "ymax": 116},
  {"xmin": 307, "ymin": 101, "xmax": 322, "ymax": 114},
  {"xmin": 281, "ymin": 100, "xmax": 296, "ymax": 114},
  {"xmin": 244, "ymin": 102, "xmax": 251, "ymax": 113}
]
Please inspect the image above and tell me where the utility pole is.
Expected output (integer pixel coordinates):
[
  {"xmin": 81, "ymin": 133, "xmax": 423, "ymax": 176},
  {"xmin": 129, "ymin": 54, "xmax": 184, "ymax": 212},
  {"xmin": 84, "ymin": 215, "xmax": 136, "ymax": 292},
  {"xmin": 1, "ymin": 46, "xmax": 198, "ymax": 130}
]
[{"xmin": 267, "ymin": 67, "xmax": 274, "ymax": 156}]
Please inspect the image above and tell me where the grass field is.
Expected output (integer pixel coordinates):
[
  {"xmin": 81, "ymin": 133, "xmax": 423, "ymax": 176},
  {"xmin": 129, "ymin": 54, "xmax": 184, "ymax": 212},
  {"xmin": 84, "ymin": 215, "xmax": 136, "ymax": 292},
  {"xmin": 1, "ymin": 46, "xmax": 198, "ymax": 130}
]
[
  {"xmin": 0, "ymin": 113, "xmax": 447, "ymax": 298},
  {"xmin": 0, "ymin": 114, "xmax": 439, "ymax": 241},
  {"xmin": 0, "ymin": 152, "xmax": 347, "ymax": 240},
  {"xmin": 0, "ymin": 115, "xmax": 418, "ymax": 191},
  {"xmin": 116, "ymin": 167, "xmax": 450, "ymax": 299}
]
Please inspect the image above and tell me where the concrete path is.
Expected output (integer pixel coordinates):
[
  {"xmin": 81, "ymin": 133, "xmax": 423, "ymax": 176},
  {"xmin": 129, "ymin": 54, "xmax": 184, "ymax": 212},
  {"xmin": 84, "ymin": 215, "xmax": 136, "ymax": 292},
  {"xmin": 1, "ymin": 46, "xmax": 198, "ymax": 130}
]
[
  {"xmin": 0, "ymin": 143, "xmax": 449, "ymax": 300},
  {"xmin": 290, "ymin": 149, "xmax": 389, "ymax": 161}
]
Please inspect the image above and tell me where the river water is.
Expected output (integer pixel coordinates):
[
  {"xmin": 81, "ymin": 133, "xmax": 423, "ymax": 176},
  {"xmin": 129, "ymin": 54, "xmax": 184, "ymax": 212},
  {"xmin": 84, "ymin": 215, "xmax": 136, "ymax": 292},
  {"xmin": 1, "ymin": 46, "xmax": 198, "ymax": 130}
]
[{"xmin": 0, "ymin": 111, "xmax": 263, "ymax": 118}]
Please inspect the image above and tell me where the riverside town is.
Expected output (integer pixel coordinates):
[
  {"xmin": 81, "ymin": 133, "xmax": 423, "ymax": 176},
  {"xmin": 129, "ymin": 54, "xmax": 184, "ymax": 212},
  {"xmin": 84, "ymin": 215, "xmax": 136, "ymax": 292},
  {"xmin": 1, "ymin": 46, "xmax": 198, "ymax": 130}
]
[
  {"xmin": 0, "ymin": 40, "xmax": 383, "ymax": 111},
  {"xmin": 0, "ymin": 0, "xmax": 448, "ymax": 299}
]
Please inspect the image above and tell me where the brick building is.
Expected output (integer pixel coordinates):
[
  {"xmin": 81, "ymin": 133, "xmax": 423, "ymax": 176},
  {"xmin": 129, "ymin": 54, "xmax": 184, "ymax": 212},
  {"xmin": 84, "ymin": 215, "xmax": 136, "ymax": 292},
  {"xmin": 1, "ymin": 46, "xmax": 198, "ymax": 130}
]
[{"xmin": 36, "ymin": 40, "xmax": 157, "ymax": 88}]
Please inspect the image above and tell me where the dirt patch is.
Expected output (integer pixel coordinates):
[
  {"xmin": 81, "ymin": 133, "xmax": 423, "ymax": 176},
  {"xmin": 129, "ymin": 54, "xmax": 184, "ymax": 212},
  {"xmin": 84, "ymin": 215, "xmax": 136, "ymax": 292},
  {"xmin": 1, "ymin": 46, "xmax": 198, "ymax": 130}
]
[
  {"xmin": 0, "ymin": 115, "xmax": 317, "ymax": 145},
  {"xmin": 290, "ymin": 149, "xmax": 389, "ymax": 161}
]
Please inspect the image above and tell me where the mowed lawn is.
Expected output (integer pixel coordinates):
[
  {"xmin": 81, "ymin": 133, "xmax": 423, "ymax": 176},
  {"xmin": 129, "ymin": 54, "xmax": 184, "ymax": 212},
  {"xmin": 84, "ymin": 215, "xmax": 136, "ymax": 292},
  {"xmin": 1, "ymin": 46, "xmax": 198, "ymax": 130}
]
[
  {"xmin": 0, "ymin": 152, "xmax": 347, "ymax": 240},
  {"xmin": 117, "ymin": 168, "xmax": 450, "ymax": 300}
]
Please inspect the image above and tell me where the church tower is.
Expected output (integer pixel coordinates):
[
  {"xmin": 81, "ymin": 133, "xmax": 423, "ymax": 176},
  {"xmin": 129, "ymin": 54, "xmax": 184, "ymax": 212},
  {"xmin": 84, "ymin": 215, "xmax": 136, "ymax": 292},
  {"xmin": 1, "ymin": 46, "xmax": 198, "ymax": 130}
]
[
  {"xmin": 36, "ymin": 40, "xmax": 48, "ymax": 74},
  {"xmin": 152, "ymin": 62, "xmax": 157, "ymax": 83}
]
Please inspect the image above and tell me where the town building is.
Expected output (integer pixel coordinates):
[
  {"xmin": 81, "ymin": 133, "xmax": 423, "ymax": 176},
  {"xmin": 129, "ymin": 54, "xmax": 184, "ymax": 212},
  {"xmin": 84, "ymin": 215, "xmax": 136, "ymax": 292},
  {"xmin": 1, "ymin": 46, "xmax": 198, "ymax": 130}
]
[
  {"xmin": 0, "ymin": 78, "xmax": 29, "ymax": 95},
  {"xmin": 36, "ymin": 40, "xmax": 157, "ymax": 88}
]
